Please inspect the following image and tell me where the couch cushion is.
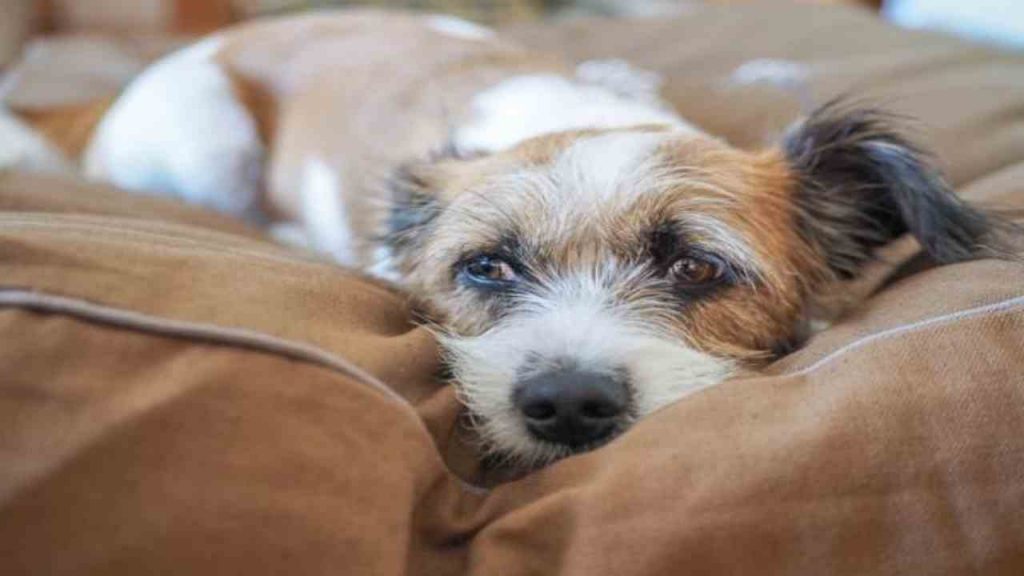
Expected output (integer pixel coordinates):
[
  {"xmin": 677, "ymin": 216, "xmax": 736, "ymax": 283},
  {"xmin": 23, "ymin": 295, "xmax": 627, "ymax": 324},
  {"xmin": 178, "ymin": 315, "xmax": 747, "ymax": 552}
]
[{"xmin": 0, "ymin": 170, "xmax": 463, "ymax": 574}]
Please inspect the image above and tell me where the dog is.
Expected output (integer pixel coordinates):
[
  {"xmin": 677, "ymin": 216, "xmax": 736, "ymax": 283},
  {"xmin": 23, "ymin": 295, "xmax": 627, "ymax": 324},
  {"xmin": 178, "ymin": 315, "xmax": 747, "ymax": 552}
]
[
  {"xmin": 73, "ymin": 10, "xmax": 1009, "ymax": 468},
  {"xmin": 0, "ymin": 109, "xmax": 70, "ymax": 174}
]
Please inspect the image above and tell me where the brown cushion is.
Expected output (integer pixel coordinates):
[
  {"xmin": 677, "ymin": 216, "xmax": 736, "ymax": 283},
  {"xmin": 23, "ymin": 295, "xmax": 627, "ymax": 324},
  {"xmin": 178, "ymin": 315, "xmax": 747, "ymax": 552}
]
[
  {"xmin": 0, "ymin": 170, "xmax": 459, "ymax": 574},
  {"xmin": 4, "ymin": 3, "xmax": 1024, "ymax": 575}
]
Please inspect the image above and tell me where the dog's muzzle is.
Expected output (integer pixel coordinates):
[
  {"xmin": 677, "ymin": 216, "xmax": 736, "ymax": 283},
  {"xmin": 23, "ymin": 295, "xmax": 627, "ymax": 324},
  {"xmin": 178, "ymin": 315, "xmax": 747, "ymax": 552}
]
[{"xmin": 513, "ymin": 368, "xmax": 630, "ymax": 449}]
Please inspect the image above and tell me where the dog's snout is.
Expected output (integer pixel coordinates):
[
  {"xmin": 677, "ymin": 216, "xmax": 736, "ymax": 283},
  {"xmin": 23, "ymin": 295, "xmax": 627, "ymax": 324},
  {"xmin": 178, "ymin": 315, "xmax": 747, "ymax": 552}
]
[{"xmin": 514, "ymin": 369, "xmax": 629, "ymax": 448}]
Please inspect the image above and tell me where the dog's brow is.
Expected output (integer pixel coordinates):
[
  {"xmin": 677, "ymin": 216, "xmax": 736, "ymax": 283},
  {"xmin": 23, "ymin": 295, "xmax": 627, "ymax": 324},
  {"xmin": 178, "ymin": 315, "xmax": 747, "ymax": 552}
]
[{"xmin": 674, "ymin": 215, "xmax": 765, "ymax": 284}]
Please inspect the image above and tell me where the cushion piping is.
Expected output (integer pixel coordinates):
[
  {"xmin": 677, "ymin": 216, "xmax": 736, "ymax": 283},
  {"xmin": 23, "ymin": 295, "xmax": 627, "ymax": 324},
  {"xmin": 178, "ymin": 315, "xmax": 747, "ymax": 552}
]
[
  {"xmin": 0, "ymin": 288, "xmax": 417, "ymax": 410},
  {"xmin": 785, "ymin": 293, "xmax": 1024, "ymax": 376}
]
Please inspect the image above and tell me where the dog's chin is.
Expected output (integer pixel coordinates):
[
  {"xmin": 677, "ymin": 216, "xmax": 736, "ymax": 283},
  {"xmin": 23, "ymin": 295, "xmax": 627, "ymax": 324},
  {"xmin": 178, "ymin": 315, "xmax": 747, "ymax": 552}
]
[
  {"xmin": 471, "ymin": 414, "xmax": 632, "ymax": 472},
  {"xmin": 473, "ymin": 422, "xmax": 622, "ymax": 475},
  {"xmin": 460, "ymin": 408, "xmax": 570, "ymax": 471}
]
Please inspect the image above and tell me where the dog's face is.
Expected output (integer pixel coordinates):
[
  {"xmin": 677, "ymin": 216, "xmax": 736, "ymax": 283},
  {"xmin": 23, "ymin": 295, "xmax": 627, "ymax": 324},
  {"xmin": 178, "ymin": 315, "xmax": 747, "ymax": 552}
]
[{"xmin": 386, "ymin": 102, "xmax": 1001, "ymax": 467}]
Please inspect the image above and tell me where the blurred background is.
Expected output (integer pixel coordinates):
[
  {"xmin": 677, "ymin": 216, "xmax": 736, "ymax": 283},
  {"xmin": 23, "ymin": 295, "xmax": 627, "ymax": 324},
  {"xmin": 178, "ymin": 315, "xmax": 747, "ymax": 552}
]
[
  {"xmin": 5, "ymin": 1, "xmax": 1023, "ymax": 66},
  {"xmin": 4, "ymin": 1, "xmax": 883, "ymax": 39},
  {"xmin": 3, "ymin": 0, "xmax": 885, "ymax": 45},
  {"xmin": 1, "ymin": 0, "xmax": 1020, "ymax": 104}
]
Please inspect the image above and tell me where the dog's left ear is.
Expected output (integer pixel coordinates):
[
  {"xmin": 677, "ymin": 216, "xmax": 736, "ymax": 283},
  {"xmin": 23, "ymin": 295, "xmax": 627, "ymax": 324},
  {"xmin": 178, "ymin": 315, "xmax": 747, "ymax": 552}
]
[{"xmin": 781, "ymin": 100, "xmax": 1011, "ymax": 278}]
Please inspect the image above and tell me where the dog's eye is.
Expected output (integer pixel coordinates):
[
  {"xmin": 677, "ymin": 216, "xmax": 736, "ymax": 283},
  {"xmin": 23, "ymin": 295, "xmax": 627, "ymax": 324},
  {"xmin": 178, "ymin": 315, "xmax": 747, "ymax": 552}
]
[
  {"xmin": 669, "ymin": 254, "xmax": 726, "ymax": 286},
  {"xmin": 459, "ymin": 254, "xmax": 520, "ymax": 288}
]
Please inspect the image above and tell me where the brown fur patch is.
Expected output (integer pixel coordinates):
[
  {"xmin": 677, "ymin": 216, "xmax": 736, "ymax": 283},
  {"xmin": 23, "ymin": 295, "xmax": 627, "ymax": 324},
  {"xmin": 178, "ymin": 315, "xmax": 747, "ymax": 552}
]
[
  {"xmin": 15, "ymin": 97, "xmax": 116, "ymax": 160},
  {"xmin": 224, "ymin": 72, "xmax": 278, "ymax": 148},
  {"xmin": 650, "ymin": 142, "xmax": 823, "ymax": 360}
]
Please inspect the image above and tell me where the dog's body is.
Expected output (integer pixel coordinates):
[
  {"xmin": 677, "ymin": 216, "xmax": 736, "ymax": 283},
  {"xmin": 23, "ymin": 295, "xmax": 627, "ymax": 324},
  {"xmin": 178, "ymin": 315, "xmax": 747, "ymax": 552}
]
[{"xmin": 71, "ymin": 10, "xmax": 1008, "ymax": 467}]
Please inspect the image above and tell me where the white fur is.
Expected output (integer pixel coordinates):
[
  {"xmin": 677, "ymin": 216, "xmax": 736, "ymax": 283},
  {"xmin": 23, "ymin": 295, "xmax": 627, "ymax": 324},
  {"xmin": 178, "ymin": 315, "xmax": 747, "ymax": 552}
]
[
  {"xmin": 268, "ymin": 222, "xmax": 314, "ymax": 250},
  {"xmin": 301, "ymin": 158, "xmax": 356, "ymax": 266},
  {"xmin": 443, "ymin": 268, "xmax": 733, "ymax": 466},
  {"xmin": 0, "ymin": 109, "xmax": 70, "ymax": 174},
  {"xmin": 454, "ymin": 74, "xmax": 690, "ymax": 154},
  {"xmin": 483, "ymin": 131, "xmax": 668, "ymax": 240},
  {"xmin": 425, "ymin": 15, "xmax": 494, "ymax": 41},
  {"xmin": 84, "ymin": 37, "xmax": 264, "ymax": 220},
  {"xmin": 552, "ymin": 131, "xmax": 667, "ymax": 203},
  {"xmin": 575, "ymin": 59, "xmax": 668, "ymax": 107},
  {"xmin": 369, "ymin": 245, "xmax": 401, "ymax": 283}
]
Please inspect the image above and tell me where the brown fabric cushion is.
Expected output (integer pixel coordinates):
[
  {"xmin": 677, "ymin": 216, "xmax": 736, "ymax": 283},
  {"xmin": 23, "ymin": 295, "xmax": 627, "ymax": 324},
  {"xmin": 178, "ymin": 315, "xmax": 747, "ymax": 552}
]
[
  {"xmin": 0, "ymin": 170, "xmax": 462, "ymax": 574},
  {"xmin": 4, "ymin": 3, "xmax": 1024, "ymax": 575}
]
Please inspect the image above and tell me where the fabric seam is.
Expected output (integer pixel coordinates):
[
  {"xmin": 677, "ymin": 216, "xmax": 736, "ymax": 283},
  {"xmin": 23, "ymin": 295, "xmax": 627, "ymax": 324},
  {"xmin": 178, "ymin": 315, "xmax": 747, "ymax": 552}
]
[
  {"xmin": 0, "ymin": 215, "xmax": 403, "ymax": 299},
  {"xmin": 785, "ymin": 294, "xmax": 1024, "ymax": 376},
  {"xmin": 0, "ymin": 288, "xmax": 417, "ymax": 410}
]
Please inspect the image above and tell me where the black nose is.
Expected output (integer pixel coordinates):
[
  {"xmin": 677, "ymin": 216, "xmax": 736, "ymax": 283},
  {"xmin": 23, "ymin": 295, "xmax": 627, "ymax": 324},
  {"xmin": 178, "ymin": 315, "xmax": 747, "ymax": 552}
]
[{"xmin": 513, "ymin": 369, "xmax": 629, "ymax": 448}]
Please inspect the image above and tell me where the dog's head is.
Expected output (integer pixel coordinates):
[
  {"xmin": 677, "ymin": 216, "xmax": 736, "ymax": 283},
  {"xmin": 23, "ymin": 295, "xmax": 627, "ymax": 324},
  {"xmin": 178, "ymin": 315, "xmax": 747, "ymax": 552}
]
[{"xmin": 384, "ymin": 101, "xmax": 1008, "ymax": 467}]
